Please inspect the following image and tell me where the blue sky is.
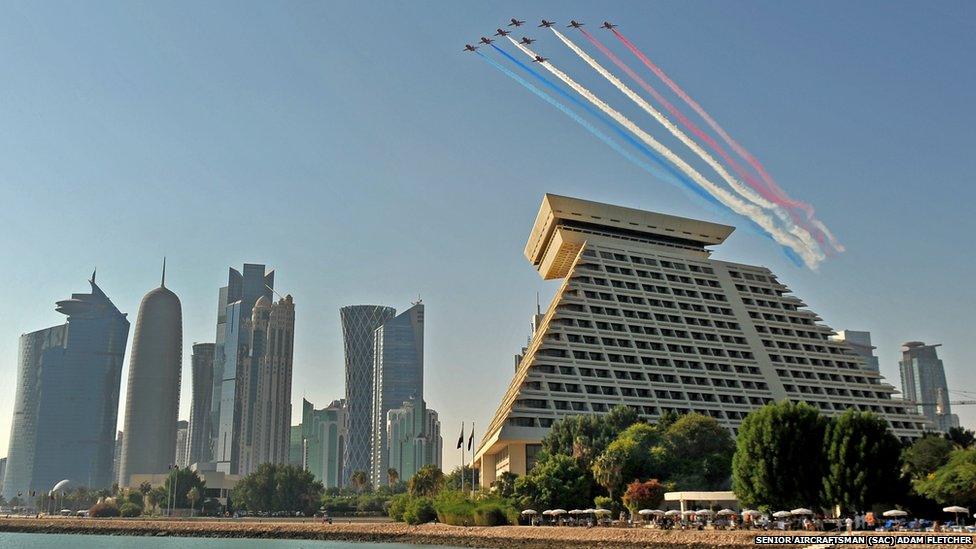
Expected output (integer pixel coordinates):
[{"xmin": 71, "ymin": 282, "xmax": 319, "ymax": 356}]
[{"xmin": 0, "ymin": 1, "xmax": 973, "ymax": 470}]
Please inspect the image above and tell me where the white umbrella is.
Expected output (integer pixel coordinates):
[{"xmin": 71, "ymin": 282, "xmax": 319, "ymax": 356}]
[
  {"xmin": 790, "ymin": 508, "xmax": 813, "ymax": 515},
  {"xmin": 944, "ymin": 506, "xmax": 969, "ymax": 525},
  {"xmin": 883, "ymin": 510, "xmax": 908, "ymax": 518},
  {"xmin": 569, "ymin": 509, "xmax": 583, "ymax": 515},
  {"xmin": 665, "ymin": 510, "xmax": 682, "ymax": 517},
  {"xmin": 552, "ymin": 509, "xmax": 567, "ymax": 515},
  {"xmin": 741, "ymin": 510, "xmax": 761, "ymax": 517},
  {"xmin": 584, "ymin": 508, "xmax": 597, "ymax": 514},
  {"xmin": 696, "ymin": 509, "xmax": 713, "ymax": 515},
  {"xmin": 594, "ymin": 509, "xmax": 611, "ymax": 516},
  {"xmin": 521, "ymin": 509, "xmax": 538, "ymax": 515},
  {"xmin": 717, "ymin": 509, "xmax": 736, "ymax": 516},
  {"xmin": 682, "ymin": 510, "xmax": 697, "ymax": 516},
  {"xmin": 772, "ymin": 511, "xmax": 792, "ymax": 518},
  {"xmin": 541, "ymin": 510, "xmax": 553, "ymax": 516},
  {"xmin": 638, "ymin": 509, "xmax": 654, "ymax": 516}
]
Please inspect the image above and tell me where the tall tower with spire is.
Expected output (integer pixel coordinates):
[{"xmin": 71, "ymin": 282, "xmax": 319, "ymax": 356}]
[{"xmin": 119, "ymin": 261, "xmax": 183, "ymax": 486}]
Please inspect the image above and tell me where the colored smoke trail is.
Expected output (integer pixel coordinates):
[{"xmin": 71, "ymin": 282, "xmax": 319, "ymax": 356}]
[
  {"xmin": 610, "ymin": 27, "xmax": 844, "ymax": 253},
  {"xmin": 476, "ymin": 50, "xmax": 721, "ymax": 212},
  {"xmin": 553, "ymin": 28, "xmax": 824, "ymax": 264},
  {"xmin": 506, "ymin": 36, "xmax": 822, "ymax": 269},
  {"xmin": 488, "ymin": 44, "xmax": 723, "ymax": 210}
]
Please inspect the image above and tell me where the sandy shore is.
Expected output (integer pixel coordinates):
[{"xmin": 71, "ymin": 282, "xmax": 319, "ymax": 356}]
[{"xmin": 0, "ymin": 517, "xmax": 972, "ymax": 548}]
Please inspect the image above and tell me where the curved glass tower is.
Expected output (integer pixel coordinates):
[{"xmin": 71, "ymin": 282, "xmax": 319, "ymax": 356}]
[
  {"xmin": 119, "ymin": 267, "xmax": 183, "ymax": 486},
  {"xmin": 339, "ymin": 305, "xmax": 395, "ymax": 486},
  {"xmin": 2, "ymin": 274, "xmax": 129, "ymax": 500}
]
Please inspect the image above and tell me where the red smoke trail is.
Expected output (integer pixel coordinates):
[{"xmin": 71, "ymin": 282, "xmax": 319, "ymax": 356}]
[
  {"xmin": 610, "ymin": 29, "xmax": 829, "ymax": 232},
  {"xmin": 581, "ymin": 28, "xmax": 784, "ymax": 207}
]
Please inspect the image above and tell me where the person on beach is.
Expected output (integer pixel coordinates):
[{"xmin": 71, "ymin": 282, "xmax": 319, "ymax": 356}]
[{"xmin": 845, "ymin": 516, "xmax": 853, "ymax": 533}]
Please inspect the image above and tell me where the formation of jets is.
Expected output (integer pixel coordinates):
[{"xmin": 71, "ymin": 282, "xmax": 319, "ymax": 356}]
[{"xmin": 464, "ymin": 19, "xmax": 618, "ymax": 58}]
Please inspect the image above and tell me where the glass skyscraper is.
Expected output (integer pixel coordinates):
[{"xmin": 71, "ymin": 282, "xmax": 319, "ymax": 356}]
[
  {"xmin": 2, "ymin": 275, "xmax": 129, "ymax": 500},
  {"xmin": 370, "ymin": 303, "xmax": 424, "ymax": 487},
  {"xmin": 212, "ymin": 264, "xmax": 274, "ymax": 474},
  {"xmin": 339, "ymin": 305, "xmax": 395, "ymax": 486},
  {"xmin": 187, "ymin": 342, "xmax": 215, "ymax": 466},
  {"xmin": 900, "ymin": 341, "xmax": 958, "ymax": 432}
]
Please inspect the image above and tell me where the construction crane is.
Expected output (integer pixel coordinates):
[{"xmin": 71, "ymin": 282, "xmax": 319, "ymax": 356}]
[{"xmin": 908, "ymin": 388, "xmax": 976, "ymax": 416}]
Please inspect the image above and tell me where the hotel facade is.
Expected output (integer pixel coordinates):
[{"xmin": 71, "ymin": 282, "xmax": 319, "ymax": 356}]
[{"xmin": 475, "ymin": 194, "xmax": 930, "ymax": 488}]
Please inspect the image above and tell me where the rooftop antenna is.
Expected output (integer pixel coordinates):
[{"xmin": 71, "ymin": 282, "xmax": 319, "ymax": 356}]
[
  {"xmin": 265, "ymin": 283, "xmax": 286, "ymax": 301},
  {"xmin": 536, "ymin": 292, "xmax": 541, "ymax": 315},
  {"xmin": 161, "ymin": 257, "xmax": 167, "ymax": 288},
  {"xmin": 91, "ymin": 268, "xmax": 97, "ymax": 283}
]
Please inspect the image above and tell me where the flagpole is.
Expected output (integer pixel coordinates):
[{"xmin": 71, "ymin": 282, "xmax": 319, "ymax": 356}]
[
  {"xmin": 458, "ymin": 421, "xmax": 465, "ymax": 494},
  {"xmin": 470, "ymin": 422, "xmax": 475, "ymax": 496}
]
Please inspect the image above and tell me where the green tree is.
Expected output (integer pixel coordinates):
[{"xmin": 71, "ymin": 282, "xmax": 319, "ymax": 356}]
[
  {"xmin": 821, "ymin": 410, "xmax": 905, "ymax": 513},
  {"xmin": 490, "ymin": 472, "xmax": 519, "ymax": 499},
  {"xmin": 513, "ymin": 453, "xmax": 591, "ymax": 510},
  {"xmin": 232, "ymin": 463, "xmax": 325, "ymax": 515},
  {"xmin": 621, "ymin": 479, "xmax": 665, "ymax": 515},
  {"xmin": 663, "ymin": 412, "xmax": 735, "ymax": 490},
  {"xmin": 350, "ymin": 470, "xmax": 370, "ymax": 494},
  {"xmin": 147, "ymin": 486, "xmax": 167, "ymax": 514},
  {"xmin": 138, "ymin": 481, "xmax": 153, "ymax": 496},
  {"xmin": 163, "ymin": 467, "xmax": 206, "ymax": 509},
  {"xmin": 541, "ymin": 405, "xmax": 639, "ymax": 469},
  {"xmin": 408, "ymin": 465, "xmax": 445, "ymax": 497},
  {"xmin": 387, "ymin": 468, "xmax": 400, "ymax": 487},
  {"xmin": 945, "ymin": 427, "xmax": 976, "ymax": 449},
  {"xmin": 444, "ymin": 465, "xmax": 479, "ymax": 491},
  {"xmin": 903, "ymin": 434, "xmax": 954, "ymax": 480},
  {"xmin": 914, "ymin": 448, "xmax": 976, "ymax": 506},
  {"xmin": 592, "ymin": 445, "xmax": 625, "ymax": 501},
  {"xmin": 732, "ymin": 401, "xmax": 828, "ymax": 509}
]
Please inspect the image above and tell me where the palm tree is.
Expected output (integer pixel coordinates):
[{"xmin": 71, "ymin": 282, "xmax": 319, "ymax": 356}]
[
  {"xmin": 350, "ymin": 470, "xmax": 369, "ymax": 494},
  {"xmin": 186, "ymin": 487, "xmax": 201, "ymax": 517},
  {"xmin": 387, "ymin": 468, "xmax": 400, "ymax": 487}
]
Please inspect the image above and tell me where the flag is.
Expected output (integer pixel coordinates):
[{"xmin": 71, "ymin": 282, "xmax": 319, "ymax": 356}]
[
  {"xmin": 456, "ymin": 422, "xmax": 464, "ymax": 449},
  {"xmin": 467, "ymin": 423, "xmax": 475, "ymax": 451}
]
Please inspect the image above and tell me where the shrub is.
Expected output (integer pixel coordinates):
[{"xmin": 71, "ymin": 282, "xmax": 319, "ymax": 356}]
[
  {"xmin": 89, "ymin": 502, "xmax": 120, "ymax": 517},
  {"xmin": 622, "ymin": 479, "xmax": 665, "ymax": 515},
  {"xmin": 433, "ymin": 490, "xmax": 475, "ymax": 526},
  {"xmin": 472, "ymin": 503, "xmax": 508, "ymax": 526},
  {"xmin": 387, "ymin": 493, "xmax": 410, "ymax": 522},
  {"xmin": 119, "ymin": 502, "xmax": 142, "ymax": 517},
  {"xmin": 403, "ymin": 497, "xmax": 436, "ymax": 525}
]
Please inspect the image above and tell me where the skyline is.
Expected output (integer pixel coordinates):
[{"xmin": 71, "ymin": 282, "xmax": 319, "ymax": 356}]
[{"xmin": 1, "ymin": 1, "xmax": 975, "ymax": 473}]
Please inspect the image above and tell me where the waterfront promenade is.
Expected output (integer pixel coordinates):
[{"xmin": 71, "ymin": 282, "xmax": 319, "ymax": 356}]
[{"xmin": 0, "ymin": 518, "xmax": 973, "ymax": 549}]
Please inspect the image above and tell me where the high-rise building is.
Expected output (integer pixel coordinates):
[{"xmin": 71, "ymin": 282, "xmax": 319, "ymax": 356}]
[
  {"xmin": 212, "ymin": 264, "xmax": 274, "ymax": 474},
  {"xmin": 111, "ymin": 431, "xmax": 123, "ymax": 486},
  {"xmin": 386, "ymin": 397, "xmax": 442, "ymax": 484},
  {"xmin": 339, "ymin": 305, "xmax": 396, "ymax": 486},
  {"xmin": 119, "ymin": 266, "xmax": 183, "ymax": 486},
  {"xmin": 0, "ymin": 457, "xmax": 7, "ymax": 491},
  {"xmin": 3, "ymin": 274, "xmax": 129, "ymax": 500},
  {"xmin": 187, "ymin": 343, "xmax": 215, "ymax": 466},
  {"xmin": 289, "ymin": 425, "xmax": 304, "ymax": 468},
  {"xmin": 370, "ymin": 303, "xmax": 424, "ymax": 487},
  {"xmin": 831, "ymin": 330, "xmax": 880, "ymax": 372},
  {"xmin": 300, "ymin": 398, "xmax": 347, "ymax": 488},
  {"xmin": 175, "ymin": 420, "xmax": 189, "ymax": 468},
  {"xmin": 899, "ymin": 342, "xmax": 958, "ymax": 432},
  {"xmin": 237, "ymin": 295, "xmax": 295, "ymax": 474},
  {"xmin": 475, "ymin": 194, "xmax": 930, "ymax": 487}
]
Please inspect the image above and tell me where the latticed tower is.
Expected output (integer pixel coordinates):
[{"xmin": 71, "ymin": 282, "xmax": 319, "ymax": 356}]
[{"xmin": 340, "ymin": 305, "xmax": 396, "ymax": 487}]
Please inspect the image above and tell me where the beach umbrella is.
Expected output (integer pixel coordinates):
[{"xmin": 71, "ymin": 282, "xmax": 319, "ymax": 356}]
[
  {"xmin": 717, "ymin": 509, "xmax": 736, "ymax": 516},
  {"xmin": 696, "ymin": 509, "xmax": 713, "ymax": 515},
  {"xmin": 682, "ymin": 510, "xmax": 697, "ymax": 517},
  {"xmin": 594, "ymin": 509, "xmax": 611, "ymax": 516},
  {"xmin": 552, "ymin": 509, "xmax": 567, "ymax": 515},
  {"xmin": 521, "ymin": 509, "xmax": 538, "ymax": 515},
  {"xmin": 541, "ymin": 510, "xmax": 552, "ymax": 516},
  {"xmin": 665, "ymin": 510, "xmax": 682, "ymax": 517},
  {"xmin": 569, "ymin": 509, "xmax": 583, "ymax": 515},
  {"xmin": 584, "ymin": 508, "xmax": 596, "ymax": 514},
  {"xmin": 741, "ymin": 510, "xmax": 761, "ymax": 517},
  {"xmin": 790, "ymin": 508, "xmax": 813, "ymax": 515},
  {"xmin": 773, "ymin": 511, "xmax": 792, "ymax": 518},
  {"xmin": 883, "ymin": 510, "xmax": 908, "ymax": 518},
  {"xmin": 943, "ymin": 506, "xmax": 969, "ymax": 525},
  {"xmin": 638, "ymin": 509, "xmax": 654, "ymax": 515}
]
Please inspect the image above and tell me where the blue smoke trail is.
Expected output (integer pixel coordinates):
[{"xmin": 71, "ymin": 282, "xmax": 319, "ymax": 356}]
[
  {"xmin": 477, "ymin": 51, "xmax": 718, "ymax": 213},
  {"xmin": 488, "ymin": 45, "xmax": 724, "ymax": 212}
]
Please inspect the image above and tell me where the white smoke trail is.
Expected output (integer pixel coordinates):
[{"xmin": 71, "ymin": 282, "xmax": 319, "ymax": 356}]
[
  {"xmin": 551, "ymin": 28, "xmax": 825, "ymax": 262},
  {"xmin": 506, "ymin": 36, "xmax": 823, "ymax": 269}
]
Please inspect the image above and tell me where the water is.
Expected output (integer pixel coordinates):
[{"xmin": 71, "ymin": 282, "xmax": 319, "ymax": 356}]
[{"xmin": 0, "ymin": 533, "xmax": 468, "ymax": 549}]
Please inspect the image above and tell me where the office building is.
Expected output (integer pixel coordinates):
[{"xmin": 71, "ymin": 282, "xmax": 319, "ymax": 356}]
[
  {"xmin": 0, "ymin": 457, "xmax": 7, "ymax": 492},
  {"xmin": 831, "ymin": 330, "xmax": 880, "ymax": 372},
  {"xmin": 187, "ymin": 343, "xmax": 215, "ymax": 466},
  {"xmin": 386, "ymin": 397, "xmax": 442, "ymax": 484},
  {"xmin": 300, "ymin": 398, "xmax": 346, "ymax": 488},
  {"xmin": 112, "ymin": 431, "xmax": 123, "ymax": 486},
  {"xmin": 119, "ymin": 266, "xmax": 183, "ymax": 486},
  {"xmin": 370, "ymin": 303, "xmax": 424, "ymax": 487},
  {"xmin": 2, "ymin": 274, "xmax": 129, "ymax": 500},
  {"xmin": 236, "ymin": 295, "xmax": 295, "ymax": 475},
  {"xmin": 339, "ymin": 305, "xmax": 395, "ymax": 486},
  {"xmin": 212, "ymin": 264, "xmax": 274, "ymax": 474},
  {"xmin": 475, "ymin": 194, "xmax": 930, "ymax": 487},
  {"xmin": 289, "ymin": 425, "xmax": 304, "ymax": 468},
  {"xmin": 175, "ymin": 420, "xmax": 189, "ymax": 468},
  {"xmin": 900, "ymin": 341, "xmax": 959, "ymax": 432}
]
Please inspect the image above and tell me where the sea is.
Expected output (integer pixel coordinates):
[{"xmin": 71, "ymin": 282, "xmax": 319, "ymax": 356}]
[{"xmin": 0, "ymin": 533, "xmax": 471, "ymax": 549}]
